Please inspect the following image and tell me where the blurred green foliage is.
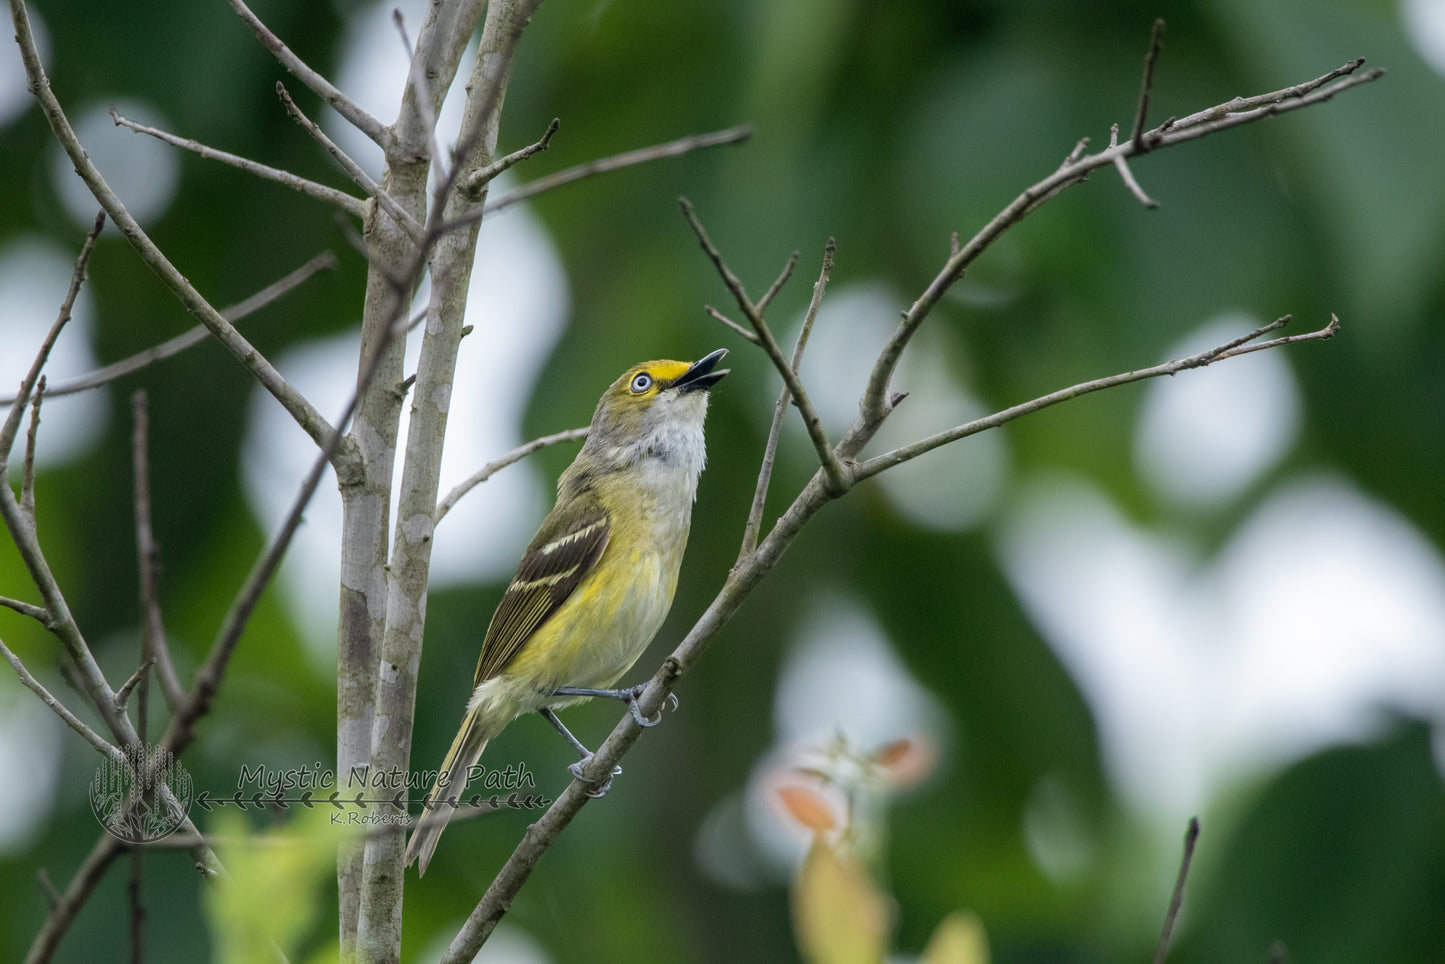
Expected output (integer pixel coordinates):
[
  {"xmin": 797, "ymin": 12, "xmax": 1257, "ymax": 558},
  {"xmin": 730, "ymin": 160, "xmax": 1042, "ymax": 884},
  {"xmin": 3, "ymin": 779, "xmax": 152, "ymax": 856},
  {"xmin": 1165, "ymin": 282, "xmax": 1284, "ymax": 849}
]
[{"xmin": 2, "ymin": 0, "xmax": 1443, "ymax": 962}]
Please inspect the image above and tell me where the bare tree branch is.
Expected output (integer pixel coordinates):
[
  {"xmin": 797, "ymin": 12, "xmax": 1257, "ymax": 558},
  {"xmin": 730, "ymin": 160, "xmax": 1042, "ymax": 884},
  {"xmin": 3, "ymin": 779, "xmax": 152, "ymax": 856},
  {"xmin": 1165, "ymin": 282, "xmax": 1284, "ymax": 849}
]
[
  {"xmin": 1131, "ymin": 18, "xmax": 1166, "ymax": 151},
  {"xmin": 434, "ymin": 427, "xmax": 589, "ymax": 523},
  {"xmin": 226, "ymin": 0, "xmax": 389, "ymax": 146},
  {"xmin": 704, "ymin": 305, "xmax": 759, "ymax": 345},
  {"xmin": 0, "ymin": 595, "xmax": 50, "ymax": 625},
  {"xmin": 853, "ymin": 315, "xmax": 1337, "ymax": 481},
  {"xmin": 108, "ymin": 106, "xmax": 366, "ymax": 216},
  {"xmin": 461, "ymin": 117, "xmax": 560, "ymax": 198},
  {"xmin": 740, "ymin": 238, "xmax": 834, "ymax": 559},
  {"xmin": 23, "ymin": 834, "xmax": 125, "ymax": 964},
  {"xmin": 391, "ymin": 10, "xmax": 447, "ymax": 191},
  {"xmin": 0, "ymin": 636, "xmax": 122, "ymax": 761},
  {"xmin": 477, "ymin": 124, "xmax": 754, "ymax": 219},
  {"xmin": 9, "ymin": 1, "xmax": 338, "ymax": 453},
  {"xmin": 757, "ymin": 250, "xmax": 800, "ymax": 313},
  {"xmin": 0, "ymin": 211, "xmax": 103, "ymax": 459},
  {"xmin": 276, "ymin": 83, "xmax": 423, "ymax": 240},
  {"xmin": 112, "ymin": 658, "xmax": 153, "ymax": 713},
  {"xmin": 1110, "ymin": 123, "xmax": 1158, "ymax": 208},
  {"xmin": 8, "ymin": 252, "xmax": 338, "ymax": 404},
  {"xmin": 131, "ymin": 391, "xmax": 184, "ymax": 711},
  {"xmin": 838, "ymin": 57, "xmax": 1380, "ymax": 460},
  {"xmin": 21, "ymin": 379, "xmax": 44, "ymax": 516},
  {"xmin": 680, "ymin": 198, "xmax": 850, "ymax": 494}
]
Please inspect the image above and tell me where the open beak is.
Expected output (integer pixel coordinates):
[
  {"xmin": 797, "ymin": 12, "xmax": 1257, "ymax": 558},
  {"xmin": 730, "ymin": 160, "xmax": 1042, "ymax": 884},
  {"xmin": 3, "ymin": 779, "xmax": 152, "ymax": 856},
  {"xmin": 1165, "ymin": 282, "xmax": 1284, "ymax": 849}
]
[{"xmin": 673, "ymin": 348, "xmax": 729, "ymax": 393}]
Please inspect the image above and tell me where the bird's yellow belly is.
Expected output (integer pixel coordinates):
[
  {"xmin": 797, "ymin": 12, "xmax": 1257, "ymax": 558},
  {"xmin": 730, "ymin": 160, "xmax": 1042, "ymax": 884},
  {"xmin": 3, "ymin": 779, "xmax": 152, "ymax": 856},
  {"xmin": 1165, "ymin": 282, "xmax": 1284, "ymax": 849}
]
[{"xmin": 503, "ymin": 541, "xmax": 679, "ymax": 699}]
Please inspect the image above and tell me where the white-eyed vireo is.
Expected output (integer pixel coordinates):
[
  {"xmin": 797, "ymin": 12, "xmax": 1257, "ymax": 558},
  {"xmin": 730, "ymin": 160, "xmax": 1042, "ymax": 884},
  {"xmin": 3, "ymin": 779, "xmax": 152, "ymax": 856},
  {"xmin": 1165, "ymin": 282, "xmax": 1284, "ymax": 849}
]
[{"xmin": 405, "ymin": 349, "xmax": 729, "ymax": 875}]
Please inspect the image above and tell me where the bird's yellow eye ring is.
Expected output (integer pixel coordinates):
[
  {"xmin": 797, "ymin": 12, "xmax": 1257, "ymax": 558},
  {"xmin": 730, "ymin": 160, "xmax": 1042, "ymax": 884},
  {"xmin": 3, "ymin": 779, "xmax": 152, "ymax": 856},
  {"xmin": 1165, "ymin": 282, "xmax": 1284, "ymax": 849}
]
[{"xmin": 629, "ymin": 372, "xmax": 653, "ymax": 394}]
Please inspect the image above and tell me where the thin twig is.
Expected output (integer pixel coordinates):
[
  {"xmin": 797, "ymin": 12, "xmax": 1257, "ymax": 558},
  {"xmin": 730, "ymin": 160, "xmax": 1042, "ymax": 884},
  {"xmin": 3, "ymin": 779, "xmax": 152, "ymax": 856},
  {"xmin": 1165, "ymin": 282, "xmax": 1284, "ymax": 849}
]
[
  {"xmin": 0, "ymin": 595, "xmax": 50, "ymax": 625},
  {"xmin": 1131, "ymin": 19, "xmax": 1166, "ymax": 151},
  {"xmin": 434, "ymin": 427, "xmax": 589, "ymax": 522},
  {"xmin": 0, "ymin": 636, "xmax": 123, "ymax": 761},
  {"xmin": 1214, "ymin": 313, "xmax": 1339, "ymax": 359},
  {"xmin": 21, "ymin": 379, "xmax": 44, "ymax": 516},
  {"xmin": 854, "ymin": 315, "xmax": 1338, "ymax": 481},
  {"xmin": 1169, "ymin": 58, "xmax": 1368, "ymax": 131},
  {"xmin": 36, "ymin": 869, "xmax": 60, "ymax": 909},
  {"xmin": 1110, "ymin": 124, "xmax": 1158, "ymax": 208},
  {"xmin": 476, "ymin": 124, "xmax": 754, "ymax": 219},
  {"xmin": 740, "ymin": 238, "xmax": 834, "ymax": 559},
  {"xmin": 679, "ymin": 198, "xmax": 849, "ymax": 494},
  {"xmin": 1152, "ymin": 817, "xmax": 1201, "ymax": 964},
  {"xmin": 6, "ymin": 253, "xmax": 338, "ymax": 403},
  {"xmin": 275, "ymin": 83, "xmax": 423, "ymax": 240},
  {"xmin": 24, "ymin": 833, "xmax": 125, "ymax": 964},
  {"xmin": 461, "ymin": 117, "xmax": 560, "ymax": 198},
  {"xmin": 113, "ymin": 658, "xmax": 154, "ymax": 713},
  {"xmin": 131, "ymin": 391, "xmax": 183, "ymax": 711},
  {"xmin": 0, "ymin": 212, "xmax": 103, "ymax": 461},
  {"xmin": 839, "ymin": 58, "xmax": 1381, "ymax": 459},
  {"xmin": 8, "ymin": 7, "xmax": 336, "ymax": 453},
  {"xmin": 704, "ymin": 306, "xmax": 760, "ymax": 344},
  {"xmin": 392, "ymin": 10, "xmax": 447, "ymax": 191},
  {"xmin": 226, "ymin": 0, "xmax": 389, "ymax": 146},
  {"xmin": 108, "ymin": 107, "xmax": 366, "ymax": 216},
  {"xmin": 757, "ymin": 251, "xmax": 800, "ymax": 313}
]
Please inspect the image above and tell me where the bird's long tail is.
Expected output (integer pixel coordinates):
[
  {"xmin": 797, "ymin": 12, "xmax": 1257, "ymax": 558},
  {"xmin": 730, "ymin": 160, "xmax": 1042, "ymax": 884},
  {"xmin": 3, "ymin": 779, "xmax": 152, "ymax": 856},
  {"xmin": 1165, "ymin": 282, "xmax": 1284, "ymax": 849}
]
[{"xmin": 405, "ymin": 704, "xmax": 493, "ymax": 876}]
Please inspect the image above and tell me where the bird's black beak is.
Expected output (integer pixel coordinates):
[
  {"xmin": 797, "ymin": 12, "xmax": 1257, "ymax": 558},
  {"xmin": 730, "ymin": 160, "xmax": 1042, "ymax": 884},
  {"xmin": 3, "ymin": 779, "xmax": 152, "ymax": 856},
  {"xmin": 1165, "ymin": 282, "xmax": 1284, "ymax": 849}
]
[{"xmin": 673, "ymin": 348, "xmax": 729, "ymax": 393}]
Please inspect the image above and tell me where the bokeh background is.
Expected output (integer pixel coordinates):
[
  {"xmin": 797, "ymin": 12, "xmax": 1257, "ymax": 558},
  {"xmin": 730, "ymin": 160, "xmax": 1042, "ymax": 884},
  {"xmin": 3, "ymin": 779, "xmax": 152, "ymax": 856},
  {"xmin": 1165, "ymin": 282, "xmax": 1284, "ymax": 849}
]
[{"xmin": 2, "ymin": 0, "xmax": 1444, "ymax": 961}]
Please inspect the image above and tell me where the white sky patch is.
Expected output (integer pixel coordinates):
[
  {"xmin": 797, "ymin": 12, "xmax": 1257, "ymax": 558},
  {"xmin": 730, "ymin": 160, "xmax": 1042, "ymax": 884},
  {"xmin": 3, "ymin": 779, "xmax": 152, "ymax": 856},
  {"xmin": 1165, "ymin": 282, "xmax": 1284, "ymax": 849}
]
[
  {"xmin": 1403, "ymin": 0, "xmax": 1445, "ymax": 75},
  {"xmin": 51, "ymin": 100, "xmax": 179, "ymax": 228},
  {"xmin": 1135, "ymin": 314, "xmax": 1300, "ymax": 509},
  {"xmin": 0, "ymin": 5, "xmax": 46, "ymax": 129},
  {"xmin": 788, "ymin": 282, "xmax": 1008, "ymax": 530},
  {"xmin": 241, "ymin": 200, "xmax": 568, "ymax": 658},
  {"xmin": 0, "ymin": 237, "xmax": 109, "ymax": 471},
  {"xmin": 998, "ymin": 472, "xmax": 1445, "ymax": 828}
]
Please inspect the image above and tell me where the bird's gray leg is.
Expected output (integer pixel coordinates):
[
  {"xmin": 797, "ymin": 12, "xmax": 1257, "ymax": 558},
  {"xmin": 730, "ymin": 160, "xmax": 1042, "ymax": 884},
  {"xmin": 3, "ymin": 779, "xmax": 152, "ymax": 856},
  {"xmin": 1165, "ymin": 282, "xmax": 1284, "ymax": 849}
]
[
  {"xmin": 549, "ymin": 684, "xmax": 679, "ymax": 728},
  {"xmin": 538, "ymin": 706, "xmax": 620, "ymax": 798}
]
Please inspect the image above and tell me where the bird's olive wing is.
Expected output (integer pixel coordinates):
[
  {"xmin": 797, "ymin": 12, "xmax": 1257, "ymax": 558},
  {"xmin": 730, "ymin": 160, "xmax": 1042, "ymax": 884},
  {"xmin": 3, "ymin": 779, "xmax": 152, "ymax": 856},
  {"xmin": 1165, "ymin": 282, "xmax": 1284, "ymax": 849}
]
[{"xmin": 473, "ymin": 493, "xmax": 611, "ymax": 684}]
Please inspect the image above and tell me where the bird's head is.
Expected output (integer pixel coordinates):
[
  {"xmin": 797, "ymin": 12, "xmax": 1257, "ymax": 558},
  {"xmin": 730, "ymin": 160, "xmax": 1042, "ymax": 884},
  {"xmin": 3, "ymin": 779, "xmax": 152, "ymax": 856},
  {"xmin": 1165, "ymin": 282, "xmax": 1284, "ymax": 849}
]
[{"xmin": 583, "ymin": 348, "xmax": 729, "ymax": 471}]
